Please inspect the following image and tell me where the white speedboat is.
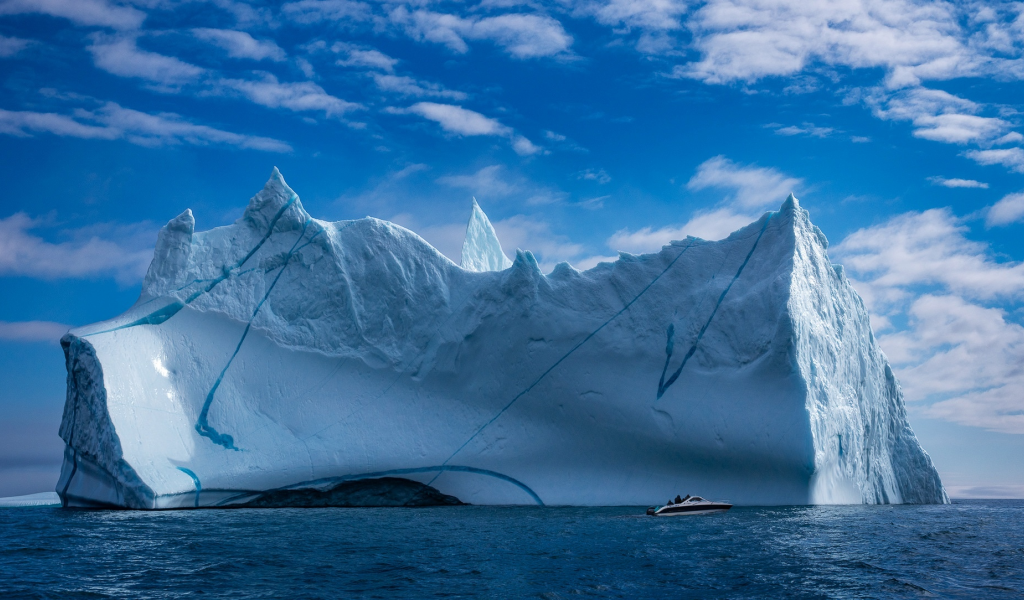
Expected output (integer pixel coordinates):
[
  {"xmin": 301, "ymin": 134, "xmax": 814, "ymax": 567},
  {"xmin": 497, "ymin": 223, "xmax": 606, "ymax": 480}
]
[{"xmin": 646, "ymin": 495, "xmax": 732, "ymax": 516}]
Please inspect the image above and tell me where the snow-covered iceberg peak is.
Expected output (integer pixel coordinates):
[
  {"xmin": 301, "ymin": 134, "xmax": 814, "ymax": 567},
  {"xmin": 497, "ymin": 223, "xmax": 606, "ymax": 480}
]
[
  {"xmin": 142, "ymin": 208, "xmax": 194, "ymax": 292},
  {"xmin": 461, "ymin": 198, "xmax": 512, "ymax": 271},
  {"xmin": 241, "ymin": 167, "xmax": 310, "ymax": 230},
  {"xmin": 56, "ymin": 171, "xmax": 947, "ymax": 509}
]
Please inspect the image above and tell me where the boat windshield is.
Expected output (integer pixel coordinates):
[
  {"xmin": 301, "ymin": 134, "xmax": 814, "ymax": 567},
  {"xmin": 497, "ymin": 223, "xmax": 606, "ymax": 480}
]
[{"xmin": 689, "ymin": 497, "xmax": 704, "ymax": 502}]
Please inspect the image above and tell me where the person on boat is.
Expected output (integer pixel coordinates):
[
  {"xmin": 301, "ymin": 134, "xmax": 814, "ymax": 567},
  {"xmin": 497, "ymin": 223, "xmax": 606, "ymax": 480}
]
[
  {"xmin": 682, "ymin": 494, "xmax": 690, "ymax": 502},
  {"xmin": 674, "ymin": 495, "xmax": 683, "ymax": 504}
]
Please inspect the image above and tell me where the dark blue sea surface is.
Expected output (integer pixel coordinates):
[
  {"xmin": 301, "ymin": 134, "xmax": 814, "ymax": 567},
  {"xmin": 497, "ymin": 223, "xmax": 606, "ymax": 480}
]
[{"xmin": 2, "ymin": 500, "xmax": 1022, "ymax": 599}]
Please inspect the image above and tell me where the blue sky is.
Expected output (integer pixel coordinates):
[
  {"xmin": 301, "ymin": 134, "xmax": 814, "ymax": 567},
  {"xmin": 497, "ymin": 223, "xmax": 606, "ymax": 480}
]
[{"xmin": 1, "ymin": 0, "xmax": 1024, "ymax": 499}]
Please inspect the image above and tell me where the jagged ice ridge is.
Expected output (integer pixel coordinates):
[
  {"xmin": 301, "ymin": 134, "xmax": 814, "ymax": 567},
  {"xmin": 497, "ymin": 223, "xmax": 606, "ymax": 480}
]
[{"xmin": 56, "ymin": 169, "xmax": 947, "ymax": 508}]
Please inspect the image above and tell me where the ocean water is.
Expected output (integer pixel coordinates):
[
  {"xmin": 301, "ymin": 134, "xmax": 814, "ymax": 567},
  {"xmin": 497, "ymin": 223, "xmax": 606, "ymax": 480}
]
[{"xmin": 1, "ymin": 501, "xmax": 1022, "ymax": 599}]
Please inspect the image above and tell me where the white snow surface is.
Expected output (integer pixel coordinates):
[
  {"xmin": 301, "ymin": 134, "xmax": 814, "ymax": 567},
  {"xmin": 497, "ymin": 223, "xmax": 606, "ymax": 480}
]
[
  {"xmin": 461, "ymin": 198, "xmax": 512, "ymax": 272},
  {"xmin": 56, "ymin": 169, "xmax": 947, "ymax": 508}
]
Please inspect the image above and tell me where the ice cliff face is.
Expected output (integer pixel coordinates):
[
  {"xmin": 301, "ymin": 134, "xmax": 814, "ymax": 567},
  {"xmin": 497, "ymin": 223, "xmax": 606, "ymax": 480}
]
[{"xmin": 56, "ymin": 169, "xmax": 947, "ymax": 508}]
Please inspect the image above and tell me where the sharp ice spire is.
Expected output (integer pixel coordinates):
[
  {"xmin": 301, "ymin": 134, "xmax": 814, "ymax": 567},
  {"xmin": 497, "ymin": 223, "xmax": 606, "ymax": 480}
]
[{"xmin": 461, "ymin": 197, "xmax": 512, "ymax": 271}]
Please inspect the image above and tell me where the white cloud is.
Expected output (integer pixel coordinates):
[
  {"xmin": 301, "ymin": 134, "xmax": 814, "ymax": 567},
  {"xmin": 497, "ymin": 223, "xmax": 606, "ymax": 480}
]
[
  {"xmin": 91, "ymin": 102, "xmax": 291, "ymax": 151},
  {"xmin": 965, "ymin": 148, "xmax": 1024, "ymax": 173},
  {"xmin": 574, "ymin": 0, "xmax": 687, "ymax": 52},
  {"xmin": 543, "ymin": 128, "xmax": 588, "ymax": 152},
  {"xmin": 192, "ymin": 28, "xmax": 286, "ymax": 62},
  {"xmin": 0, "ymin": 213, "xmax": 154, "ymax": 284},
  {"xmin": 0, "ymin": 107, "xmax": 116, "ymax": 140},
  {"xmin": 511, "ymin": 134, "xmax": 542, "ymax": 156},
  {"xmin": 437, "ymin": 164, "xmax": 519, "ymax": 198},
  {"xmin": 928, "ymin": 176, "xmax": 988, "ymax": 189},
  {"xmin": 576, "ymin": 168, "xmax": 611, "ymax": 183},
  {"xmin": 877, "ymin": 294, "xmax": 1024, "ymax": 434},
  {"xmin": 401, "ymin": 102, "xmax": 511, "ymax": 136},
  {"xmin": 608, "ymin": 155, "xmax": 799, "ymax": 252},
  {"xmin": 86, "ymin": 35, "xmax": 360, "ymax": 120},
  {"xmin": 645, "ymin": 1, "xmax": 1024, "ymax": 173},
  {"xmin": 401, "ymin": 218, "xmax": 467, "ymax": 263},
  {"xmin": 673, "ymin": 208, "xmax": 759, "ymax": 241},
  {"xmin": 216, "ymin": 74, "xmax": 361, "ymax": 117},
  {"xmin": 332, "ymin": 42, "xmax": 398, "ymax": 72},
  {"xmin": 876, "ymin": 295, "xmax": 1021, "ymax": 388},
  {"xmin": 389, "ymin": 8, "xmax": 573, "ymax": 59},
  {"xmin": 0, "ymin": 320, "xmax": 70, "ymax": 343},
  {"xmin": 437, "ymin": 164, "xmax": 564, "ymax": 204},
  {"xmin": 393, "ymin": 8, "xmax": 471, "ymax": 53},
  {"xmin": 392, "ymin": 102, "xmax": 539, "ymax": 154},
  {"xmin": 370, "ymin": 73, "xmax": 466, "ymax": 100},
  {"xmin": 687, "ymin": 155, "xmax": 801, "ymax": 209},
  {"xmin": 676, "ymin": 0, "xmax": 987, "ymax": 85},
  {"xmin": 576, "ymin": 195, "xmax": 608, "ymax": 210},
  {"xmin": 606, "ymin": 224, "xmax": 685, "ymax": 253},
  {"xmin": 468, "ymin": 13, "xmax": 573, "ymax": 59},
  {"xmin": 0, "ymin": 103, "xmax": 291, "ymax": 152},
  {"xmin": 772, "ymin": 122, "xmax": 834, "ymax": 138},
  {"xmin": 283, "ymin": 2, "xmax": 572, "ymax": 59},
  {"xmin": 0, "ymin": 0, "xmax": 145, "ymax": 30},
  {"xmin": 913, "ymin": 114, "xmax": 1010, "ymax": 145},
  {"xmin": 494, "ymin": 214, "xmax": 584, "ymax": 268},
  {"xmin": 987, "ymin": 192, "xmax": 1024, "ymax": 227},
  {"xmin": 608, "ymin": 207, "xmax": 753, "ymax": 252},
  {"xmin": 296, "ymin": 56, "xmax": 316, "ymax": 78},
  {"xmin": 281, "ymin": 0, "xmax": 372, "ymax": 24},
  {"xmin": 866, "ymin": 86, "xmax": 1012, "ymax": 145},
  {"xmin": 89, "ymin": 36, "xmax": 205, "ymax": 86},
  {"xmin": 577, "ymin": 0, "xmax": 687, "ymax": 31},
  {"xmin": 994, "ymin": 131, "xmax": 1024, "ymax": 145},
  {"xmin": 391, "ymin": 163, "xmax": 429, "ymax": 179},
  {"xmin": 0, "ymin": 35, "xmax": 29, "ymax": 57},
  {"xmin": 202, "ymin": 0, "xmax": 274, "ymax": 27},
  {"xmin": 834, "ymin": 209, "xmax": 1024, "ymax": 304},
  {"xmin": 573, "ymin": 254, "xmax": 620, "ymax": 270},
  {"xmin": 833, "ymin": 209, "xmax": 1024, "ymax": 434}
]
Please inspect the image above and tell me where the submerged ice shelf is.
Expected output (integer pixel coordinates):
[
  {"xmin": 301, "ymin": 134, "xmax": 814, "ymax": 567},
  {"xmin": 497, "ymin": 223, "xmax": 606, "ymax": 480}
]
[
  {"xmin": 0, "ymin": 492, "xmax": 61, "ymax": 508},
  {"xmin": 56, "ymin": 169, "xmax": 947, "ymax": 509}
]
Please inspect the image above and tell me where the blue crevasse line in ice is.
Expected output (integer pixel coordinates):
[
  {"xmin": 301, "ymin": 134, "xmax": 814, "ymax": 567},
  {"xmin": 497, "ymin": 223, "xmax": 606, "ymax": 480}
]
[
  {"xmin": 657, "ymin": 216, "xmax": 771, "ymax": 399},
  {"xmin": 172, "ymin": 268, "xmax": 255, "ymax": 293},
  {"xmin": 84, "ymin": 301, "xmax": 188, "ymax": 336},
  {"xmin": 213, "ymin": 465, "xmax": 544, "ymax": 507},
  {"xmin": 176, "ymin": 467, "xmax": 202, "ymax": 508},
  {"xmin": 428, "ymin": 241, "xmax": 697, "ymax": 485},
  {"xmin": 291, "ymin": 230, "xmax": 326, "ymax": 254},
  {"xmin": 195, "ymin": 219, "xmax": 321, "ymax": 450},
  {"xmin": 84, "ymin": 194, "xmax": 299, "ymax": 337}
]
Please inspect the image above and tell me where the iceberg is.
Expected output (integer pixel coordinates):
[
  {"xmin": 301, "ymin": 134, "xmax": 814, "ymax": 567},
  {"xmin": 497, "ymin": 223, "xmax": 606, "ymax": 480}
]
[{"xmin": 56, "ymin": 169, "xmax": 947, "ymax": 508}]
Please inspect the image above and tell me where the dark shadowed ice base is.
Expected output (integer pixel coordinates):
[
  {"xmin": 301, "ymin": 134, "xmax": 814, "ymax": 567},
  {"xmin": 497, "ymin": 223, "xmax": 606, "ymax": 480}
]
[
  {"xmin": 238, "ymin": 477, "xmax": 464, "ymax": 508},
  {"xmin": 1, "ymin": 500, "xmax": 1022, "ymax": 599}
]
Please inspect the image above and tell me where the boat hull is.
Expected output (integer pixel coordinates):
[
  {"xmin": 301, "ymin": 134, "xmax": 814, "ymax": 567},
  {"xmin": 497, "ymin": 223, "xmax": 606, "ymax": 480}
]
[{"xmin": 651, "ymin": 503, "xmax": 732, "ymax": 516}]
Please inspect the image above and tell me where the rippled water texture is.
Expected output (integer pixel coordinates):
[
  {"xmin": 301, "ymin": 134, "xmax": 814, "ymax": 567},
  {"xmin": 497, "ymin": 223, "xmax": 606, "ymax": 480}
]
[{"xmin": 2, "ymin": 500, "xmax": 1022, "ymax": 598}]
